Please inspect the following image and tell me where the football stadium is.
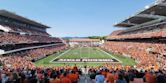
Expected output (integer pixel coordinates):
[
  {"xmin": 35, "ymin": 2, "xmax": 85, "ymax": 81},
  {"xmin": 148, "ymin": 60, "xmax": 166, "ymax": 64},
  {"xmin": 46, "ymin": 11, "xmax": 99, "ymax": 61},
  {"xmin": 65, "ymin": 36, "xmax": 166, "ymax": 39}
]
[{"xmin": 0, "ymin": 0, "xmax": 166, "ymax": 83}]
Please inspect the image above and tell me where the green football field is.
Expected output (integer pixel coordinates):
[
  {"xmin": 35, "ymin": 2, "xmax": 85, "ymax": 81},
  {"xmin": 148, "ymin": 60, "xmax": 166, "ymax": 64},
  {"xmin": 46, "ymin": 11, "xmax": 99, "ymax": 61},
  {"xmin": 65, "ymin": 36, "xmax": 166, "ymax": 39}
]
[
  {"xmin": 34, "ymin": 47, "xmax": 136, "ymax": 67},
  {"xmin": 57, "ymin": 47, "xmax": 117, "ymax": 59}
]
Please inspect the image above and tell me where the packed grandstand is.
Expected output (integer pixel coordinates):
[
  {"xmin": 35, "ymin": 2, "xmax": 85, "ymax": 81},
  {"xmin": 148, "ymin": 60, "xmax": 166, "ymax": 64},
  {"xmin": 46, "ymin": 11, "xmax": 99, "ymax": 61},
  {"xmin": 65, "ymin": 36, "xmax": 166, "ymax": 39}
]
[
  {"xmin": 0, "ymin": 0, "xmax": 166, "ymax": 83},
  {"xmin": 103, "ymin": 0, "xmax": 166, "ymax": 69}
]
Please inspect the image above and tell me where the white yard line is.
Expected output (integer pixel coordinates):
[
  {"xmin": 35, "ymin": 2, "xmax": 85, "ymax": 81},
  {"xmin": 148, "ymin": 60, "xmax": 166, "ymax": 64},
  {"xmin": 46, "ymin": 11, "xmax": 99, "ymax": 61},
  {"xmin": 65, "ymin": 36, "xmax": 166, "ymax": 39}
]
[
  {"xmin": 98, "ymin": 48, "xmax": 122, "ymax": 63},
  {"xmin": 50, "ymin": 47, "xmax": 122, "ymax": 64},
  {"xmin": 95, "ymin": 48, "xmax": 104, "ymax": 58},
  {"xmin": 49, "ymin": 49, "xmax": 71, "ymax": 62}
]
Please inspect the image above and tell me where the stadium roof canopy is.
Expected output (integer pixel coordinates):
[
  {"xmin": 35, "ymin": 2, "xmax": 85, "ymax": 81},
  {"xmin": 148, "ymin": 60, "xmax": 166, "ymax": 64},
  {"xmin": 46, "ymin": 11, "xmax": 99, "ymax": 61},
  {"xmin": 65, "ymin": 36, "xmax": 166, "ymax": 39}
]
[
  {"xmin": 0, "ymin": 10, "xmax": 50, "ymax": 28},
  {"xmin": 114, "ymin": 1, "xmax": 166, "ymax": 28}
]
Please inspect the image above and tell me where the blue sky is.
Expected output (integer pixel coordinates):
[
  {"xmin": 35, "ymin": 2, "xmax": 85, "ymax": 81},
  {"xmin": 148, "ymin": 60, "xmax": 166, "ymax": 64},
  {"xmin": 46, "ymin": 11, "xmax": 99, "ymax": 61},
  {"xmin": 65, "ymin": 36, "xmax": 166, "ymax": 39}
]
[{"xmin": 0, "ymin": 0, "xmax": 154, "ymax": 37}]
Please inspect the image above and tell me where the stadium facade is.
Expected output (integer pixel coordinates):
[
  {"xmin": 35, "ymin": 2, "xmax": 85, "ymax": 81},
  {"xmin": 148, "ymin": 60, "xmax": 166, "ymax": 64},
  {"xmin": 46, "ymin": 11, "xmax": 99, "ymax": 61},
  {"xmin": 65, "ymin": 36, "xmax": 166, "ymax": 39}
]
[
  {"xmin": 0, "ymin": 1, "xmax": 166, "ymax": 83},
  {"xmin": 102, "ymin": 1, "xmax": 166, "ymax": 69},
  {"xmin": 0, "ymin": 10, "xmax": 66, "ymax": 67}
]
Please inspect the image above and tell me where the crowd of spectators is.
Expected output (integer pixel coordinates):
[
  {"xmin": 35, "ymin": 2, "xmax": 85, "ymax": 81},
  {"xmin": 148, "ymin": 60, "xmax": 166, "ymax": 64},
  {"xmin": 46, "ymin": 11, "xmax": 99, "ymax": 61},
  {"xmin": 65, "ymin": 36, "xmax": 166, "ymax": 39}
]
[
  {"xmin": 102, "ymin": 41, "xmax": 166, "ymax": 70},
  {"xmin": 108, "ymin": 22, "xmax": 166, "ymax": 40},
  {"xmin": 1, "ymin": 24, "xmax": 49, "ymax": 36},
  {"xmin": 88, "ymin": 65, "xmax": 166, "ymax": 83},
  {"xmin": 0, "ymin": 24, "xmax": 62, "ymax": 44},
  {"xmin": 0, "ymin": 32, "xmax": 62, "ymax": 44},
  {"xmin": 0, "ymin": 64, "xmax": 81, "ymax": 83},
  {"xmin": 0, "ymin": 18, "xmax": 165, "ymax": 83},
  {"xmin": 104, "ymin": 22, "xmax": 166, "ymax": 70},
  {"xmin": 0, "ymin": 63, "xmax": 165, "ymax": 83},
  {"xmin": 0, "ymin": 45, "xmax": 66, "ymax": 70},
  {"xmin": 107, "ymin": 29, "xmax": 166, "ymax": 39}
]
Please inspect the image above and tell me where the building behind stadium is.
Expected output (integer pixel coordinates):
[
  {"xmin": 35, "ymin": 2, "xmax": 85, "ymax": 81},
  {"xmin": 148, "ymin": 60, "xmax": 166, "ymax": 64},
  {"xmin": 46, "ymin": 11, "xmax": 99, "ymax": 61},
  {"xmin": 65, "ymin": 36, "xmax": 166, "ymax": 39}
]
[{"xmin": 69, "ymin": 38, "xmax": 104, "ymax": 47}]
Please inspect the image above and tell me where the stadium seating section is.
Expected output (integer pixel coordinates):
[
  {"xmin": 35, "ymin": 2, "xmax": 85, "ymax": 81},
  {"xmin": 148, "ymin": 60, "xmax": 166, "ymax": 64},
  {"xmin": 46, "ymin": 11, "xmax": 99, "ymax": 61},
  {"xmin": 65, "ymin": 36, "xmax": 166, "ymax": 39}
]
[
  {"xmin": 1, "ymin": 1, "xmax": 166, "ymax": 82},
  {"xmin": 108, "ymin": 22, "xmax": 166, "ymax": 39}
]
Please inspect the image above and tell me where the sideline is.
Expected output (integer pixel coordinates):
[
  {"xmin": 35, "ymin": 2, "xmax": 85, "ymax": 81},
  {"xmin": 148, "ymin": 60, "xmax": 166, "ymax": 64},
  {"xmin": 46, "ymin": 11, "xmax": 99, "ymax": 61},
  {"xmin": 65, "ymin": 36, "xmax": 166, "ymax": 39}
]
[
  {"xmin": 49, "ymin": 49, "xmax": 71, "ymax": 62},
  {"xmin": 98, "ymin": 48, "xmax": 122, "ymax": 63}
]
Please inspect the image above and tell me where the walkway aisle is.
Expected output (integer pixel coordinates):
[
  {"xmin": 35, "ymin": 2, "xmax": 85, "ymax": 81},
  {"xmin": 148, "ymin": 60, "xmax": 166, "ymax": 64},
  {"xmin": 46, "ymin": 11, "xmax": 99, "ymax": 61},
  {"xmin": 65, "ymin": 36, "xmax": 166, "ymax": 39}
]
[
  {"xmin": 78, "ymin": 74, "xmax": 92, "ymax": 83},
  {"xmin": 78, "ymin": 75, "xmax": 86, "ymax": 83},
  {"xmin": 78, "ymin": 68, "xmax": 93, "ymax": 83}
]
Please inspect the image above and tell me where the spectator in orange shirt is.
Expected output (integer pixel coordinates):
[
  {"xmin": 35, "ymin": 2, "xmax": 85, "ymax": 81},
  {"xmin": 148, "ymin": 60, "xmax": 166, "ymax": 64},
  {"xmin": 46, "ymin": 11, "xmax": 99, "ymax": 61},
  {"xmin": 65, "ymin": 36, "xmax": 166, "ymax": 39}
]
[
  {"xmin": 61, "ymin": 72, "xmax": 72, "ymax": 83},
  {"xmin": 101, "ymin": 69, "xmax": 107, "ymax": 78},
  {"xmin": 114, "ymin": 72, "xmax": 119, "ymax": 81},
  {"xmin": 50, "ymin": 74, "xmax": 60, "ymax": 83},
  {"xmin": 73, "ymin": 64, "xmax": 78, "ymax": 71},
  {"xmin": 145, "ymin": 72, "xmax": 157, "ymax": 83},
  {"xmin": 68, "ymin": 71, "xmax": 78, "ymax": 83},
  {"xmin": 106, "ymin": 71, "xmax": 115, "ymax": 83}
]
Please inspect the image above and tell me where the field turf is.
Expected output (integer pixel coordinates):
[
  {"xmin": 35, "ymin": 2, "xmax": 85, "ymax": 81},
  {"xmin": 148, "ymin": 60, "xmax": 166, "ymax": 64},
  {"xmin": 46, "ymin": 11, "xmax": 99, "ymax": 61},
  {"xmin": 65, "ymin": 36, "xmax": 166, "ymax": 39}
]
[
  {"xmin": 34, "ymin": 47, "xmax": 136, "ymax": 67},
  {"xmin": 57, "ymin": 47, "xmax": 116, "ymax": 59}
]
